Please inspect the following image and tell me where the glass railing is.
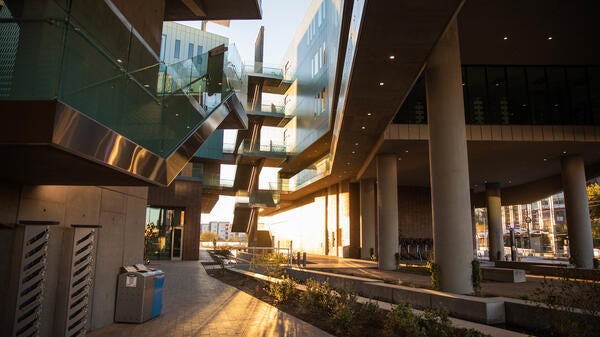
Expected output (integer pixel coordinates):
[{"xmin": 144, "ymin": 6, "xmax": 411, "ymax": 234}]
[
  {"xmin": 250, "ymin": 104, "xmax": 286, "ymax": 114},
  {"xmin": 0, "ymin": 0, "xmax": 237, "ymax": 156},
  {"xmin": 279, "ymin": 155, "xmax": 331, "ymax": 192},
  {"xmin": 237, "ymin": 139, "xmax": 287, "ymax": 155},
  {"xmin": 244, "ymin": 64, "xmax": 284, "ymax": 78},
  {"xmin": 187, "ymin": 170, "xmax": 234, "ymax": 188}
]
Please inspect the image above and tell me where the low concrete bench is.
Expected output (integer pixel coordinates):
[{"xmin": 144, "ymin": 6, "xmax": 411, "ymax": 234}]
[
  {"xmin": 481, "ymin": 267, "xmax": 526, "ymax": 283},
  {"xmin": 361, "ymin": 282, "xmax": 505, "ymax": 324}
]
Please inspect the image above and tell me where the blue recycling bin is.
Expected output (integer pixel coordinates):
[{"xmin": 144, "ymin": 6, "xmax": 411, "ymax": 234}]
[{"xmin": 151, "ymin": 271, "xmax": 165, "ymax": 318}]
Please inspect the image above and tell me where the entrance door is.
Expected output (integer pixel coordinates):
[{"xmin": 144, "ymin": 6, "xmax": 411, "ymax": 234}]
[{"xmin": 171, "ymin": 227, "xmax": 183, "ymax": 260}]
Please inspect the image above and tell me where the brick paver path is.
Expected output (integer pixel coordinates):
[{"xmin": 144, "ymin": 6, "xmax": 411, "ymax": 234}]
[{"xmin": 88, "ymin": 252, "xmax": 332, "ymax": 337}]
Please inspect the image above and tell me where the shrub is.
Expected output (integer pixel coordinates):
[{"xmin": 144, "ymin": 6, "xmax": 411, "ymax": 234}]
[
  {"xmin": 331, "ymin": 288, "xmax": 358, "ymax": 336},
  {"xmin": 428, "ymin": 261, "xmax": 441, "ymax": 290},
  {"xmin": 249, "ymin": 252, "xmax": 288, "ymax": 278},
  {"xmin": 300, "ymin": 278, "xmax": 333, "ymax": 313},
  {"xmin": 267, "ymin": 276, "xmax": 297, "ymax": 304},
  {"xmin": 384, "ymin": 302, "xmax": 421, "ymax": 337}
]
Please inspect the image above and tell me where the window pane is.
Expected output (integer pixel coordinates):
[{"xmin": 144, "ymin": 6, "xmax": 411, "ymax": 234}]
[
  {"xmin": 466, "ymin": 66, "xmax": 487, "ymax": 124},
  {"xmin": 174, "ymin": 39, "xmax": 180, "ymax": 59},
  {"xmin": 486, "ymin": 67, "xmax": 508, "ymax": 124},
  {"xmin": 526, "ymin": 67, "xmax": 547, "ymax": 124},
  {"xmin": 587, "ymin": 66, "xmax": 600, "ymax": 124},
  {"xmin": 546, "ymin": 67, "xmax": 568, "ymax": 124},
  {"xmin": 506, "ymin": 67, "xmax": 530, "ymax": 124},
  {"xmin": 188, "ymin": 43, "xmax": 194, "ymax": 59}
]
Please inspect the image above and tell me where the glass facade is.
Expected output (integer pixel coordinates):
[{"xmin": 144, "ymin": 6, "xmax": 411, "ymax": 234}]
[
  {"xmin": 145, "ymin": 207, "xmax": 185, "ymax": 260},
  {"xmin": 393, "ymin": 65, "xmax": 600, "ymax": 125}
]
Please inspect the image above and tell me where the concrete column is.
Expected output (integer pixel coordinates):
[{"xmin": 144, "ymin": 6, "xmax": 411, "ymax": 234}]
[
  {"xmin": 486, "ymin": 183, "xmax": 504, "ymax": 261},
  {"xmin": 360, "ymin": 179, "xmax": 377, "ymax": 259},
  {"xmin": 426, "ymin": 18, "xmax": 474, "ymax": 294},
  {"xmin": 561, "ymin": 155, "xmax": 594, "ymax": 268},
  {"xmin": 376, "ymin": 154, "xmax": 399, "ymax": 270}
]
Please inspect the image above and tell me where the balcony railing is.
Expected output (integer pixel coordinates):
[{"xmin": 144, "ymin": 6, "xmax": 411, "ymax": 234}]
[
  {"xmin": 0, "ymin": 1, "xmax": 238, "ymax": 157},
  {"xmin": 237, "ymin": 139, "xmax": 287, "ymax": 155}
]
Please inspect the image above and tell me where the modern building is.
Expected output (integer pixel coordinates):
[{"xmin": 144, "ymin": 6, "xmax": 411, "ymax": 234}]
[
  {"xmin": 2, "ymin": 0, "xmax": 600, "ymax": 335},
  {"xmin": 201, "ymin": 221, "xmax": 244, "ymax": 241},
  {"xmin": 0, "ymin": 0, "xmax": 259, "ymax": 335},
  {"xmin": 221, "ymin": 0, "xmax": 600, "ymax": 296}
]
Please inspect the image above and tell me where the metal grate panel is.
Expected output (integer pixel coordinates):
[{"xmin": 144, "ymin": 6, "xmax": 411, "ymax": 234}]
[
  {"xmin": 13, "ymin": 226, "xmax": 50, "ymax": 337},
  {"xmin": 61, "ymin": 228, "xmax": 97, "ymax": 337}
]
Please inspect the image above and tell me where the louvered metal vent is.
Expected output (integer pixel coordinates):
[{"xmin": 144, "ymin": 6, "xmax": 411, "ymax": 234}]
[
  {"xmin": 60, "ymin": 228, "xmax": 97, "ymax": 337},
  {"xmin": 13, "ymin": 226, "xmax": 50, "ymax": 337}
]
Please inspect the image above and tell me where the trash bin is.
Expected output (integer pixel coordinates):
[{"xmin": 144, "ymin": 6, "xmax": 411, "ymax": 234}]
[{"xmin": 115, "ymin": 265, "xmax": 164, "ymax": 323}]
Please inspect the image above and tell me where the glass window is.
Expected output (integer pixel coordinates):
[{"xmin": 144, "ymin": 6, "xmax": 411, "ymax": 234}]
[
  {"xmin": 590, "ymin": 67, "xmax": 600, "ymax": 124},
  {"xmin": 546, "ymin": 67, "xmax": 568, "ymax": 124},
  {"xmin": 465, "ymin": 67, "xmax": 487, "ymax": 124},
  {"xmin": 486, "ymin": 67, "xmax": 508, "ymax": 124},
  {"xmin": 526, "ymin": 67, "xmax": 548, "ymax": 124},
  {"xmin": 188, "ymin": 43, "xmax": 194, "ymax": 59},
  {"xmin": 174, "ymin": 39, "xmax": 181, "ymax": 59},
  {"xmin": 506, "ymin": 67, "xmax": 530, "ymax": 124},
  {"xmin": 567, "ymin": 67, "xmax": 591, "ymax": 124},
  {"xmin": 160, "ymin": 34, "xmax": 166, "ymax": 61},
  {"xmin": 196, "ymin": 45, "xmax": 204, "ymax": 64}
]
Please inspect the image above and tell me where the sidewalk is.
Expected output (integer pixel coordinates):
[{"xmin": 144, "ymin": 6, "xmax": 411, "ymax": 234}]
[{"xmin": 87, "ymin": 251, "xmax": 332, "ymax": 337}]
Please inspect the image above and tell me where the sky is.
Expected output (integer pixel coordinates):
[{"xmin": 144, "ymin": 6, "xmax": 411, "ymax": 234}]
[
  {"xmin": 196, "ymin": 0, "xmax": 312, "ymax": 223},
  {"xmin": 179, "ymin": 0, "xmax": 312, "ymax": 67}
]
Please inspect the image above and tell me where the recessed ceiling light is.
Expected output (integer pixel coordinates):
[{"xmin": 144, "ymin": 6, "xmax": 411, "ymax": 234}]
[
  {"xmin": 379, "ymin": 82, "xmax": 384, "ymax": 86},
  {"xmin": 547, "ymin": 36, "xmax": 553, "ymax": 40},
  {"xmin": 361, "ymin": 126, "xmax": 366, "ymax": 130},
  {"xmin": 543, "ymin": 158, "xmax": 548, "ymax": 161},
  {"xmin": 354, "ymin": 142, "xmax": 359, "ymax": 146},
  {"xmin": 562, "ymin": 151, "xmax": 567, "ymax": 154},
  {"xmin": 367, "ymin": 112, "xmax": 372, "ymax": 116},
  {"xmin": 398, "ymin": 157, "xmax": 402, "ymax": 161},
  {"xmin": 144, "ymin": 84, "xmax": 150, "ymax": 88},
  {"xmin": 116, "ymin": 58, "xmax": 123, "ymax": 63},
  {"xmin": 389, "ymin": 55, "xmax": 395, "ymax": 60},
  {"xmin": 503, "ymin": 36, "xmax": 508, "ymax": 40},
  {"xmin": 404, "ymin": 150, "xmax": 409, "ymax": 153},
  {"xmin": 352, "ymin": 151, "xmax": 356, "ymax": 154}
]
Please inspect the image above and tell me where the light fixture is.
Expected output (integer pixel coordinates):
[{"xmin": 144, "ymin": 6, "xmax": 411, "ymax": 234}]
[
  {"xmin": 547, "ymin": 36, "xmax": 553, "ymax": 40},
  {"xmin": 354, "ymin": 142, "xmax": 359, "ymax": 146},
  {"xmin": 404, "ymin": 150, "xmax": 409, "ymax": 153},
  {"xmin": 379, "ymin": 82, "xmax": 384, "ymax": 86},
  {"xmin": 367, "ymin": 112, "xmax": 372, "ymax": 116},
  {"xmin": 398, "ymin": 157, "xmax": 402, "ymax": 161},
  {"xmin": 144, "ymin": 84, "xmax": 150, "ymax": 88},
  {"xmin": 503, "ymin": 36, "xmax": 508, "ymax": 40},
  {"xmin": 116, "ymin": 58, "xmax": 123, "ymax": 64},
  {"xmin": 562, "ymin": 151, "xmax": 567, "ymax": 154},
  {"xmin": 351, "ymin": 150, "xmax": 356, "ymax": 154},
  {"xmin": 543, "ymin": 158, "xmax": 548, "ymax": 161},
  {"xmin": 389, "ymin": 55, "xmax": 395, "ymax": 60},
  {"xmin": 361, "ymin": 126, "xmax": 366, "ymax": 130},
  {"xmin": 175, "ymin": 113, "xmax": 179, "ymax": 117}
]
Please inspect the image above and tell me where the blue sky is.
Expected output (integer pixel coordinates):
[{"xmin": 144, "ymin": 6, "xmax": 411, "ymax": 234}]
[{"xmin": 180, "ymin": 0, "xmax": 312, "ymax": 67}]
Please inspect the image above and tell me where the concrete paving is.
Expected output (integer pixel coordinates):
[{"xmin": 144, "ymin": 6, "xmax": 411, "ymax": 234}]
[{"xmin": 87, "ymin": 251, "xmax": 332, "ymax": 337}]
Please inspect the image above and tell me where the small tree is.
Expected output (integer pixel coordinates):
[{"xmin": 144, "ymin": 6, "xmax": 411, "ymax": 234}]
[{"xmin": 200, "ymin": 231, "xmax": 219, "ymax": 243}]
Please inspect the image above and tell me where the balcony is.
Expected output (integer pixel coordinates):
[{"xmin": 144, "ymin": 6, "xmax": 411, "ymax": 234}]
[{"xmin": 0, "ymin": 1, "xmax": 247, "ymax": 186}]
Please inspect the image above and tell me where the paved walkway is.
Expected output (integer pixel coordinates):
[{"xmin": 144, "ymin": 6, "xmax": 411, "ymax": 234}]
[{"xmin": 88, "ymin": 251, "xmax": 332, "ymax": 337}]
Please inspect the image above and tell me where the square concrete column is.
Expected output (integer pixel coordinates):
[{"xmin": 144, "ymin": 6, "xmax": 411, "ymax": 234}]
[
  {"xmin": 486, "ymin": 183, "xmax": 504, "ymax": 261},
  {"xmin": 426, "ymin": 18, "xmax": 474, "ymax": 294},
  {"xmin": 360, "ymin": 179, "xmax": 377, "ymax": 259},
  {"xmin": 561, "ymin": 155, "xmax": 594, "ymax": 268},
  {"xmin": 376, "ymin": 154, "xmax": 399, "ymax": 270}
]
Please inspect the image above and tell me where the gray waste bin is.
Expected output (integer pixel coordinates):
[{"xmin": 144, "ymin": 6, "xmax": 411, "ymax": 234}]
[{"xmin": 115, "ymin": 265, "xmax": 164, "ymax": 323}]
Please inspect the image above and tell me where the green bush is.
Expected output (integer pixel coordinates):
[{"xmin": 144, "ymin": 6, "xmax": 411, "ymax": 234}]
[
  {"xmin": 428, "ymin": 261, "xmax": 441, "ymax": 290},
  {"xmin": 300, "ymin": 278, "xmax": 333, "ymax": 313},
  {"xmin": 267, "ymin": 276, "xmax": 297, "ymax": 304},
  {"xmin": 331, "ymin": 288, "xmax": 358, "ymax": 336},
  {"xmin": 249, "ymin": 252, "xmax": 288, "ymax": 278},
  {"xmin": 384, "ymin": 302, "xmax": 422, "ymax": 337}
]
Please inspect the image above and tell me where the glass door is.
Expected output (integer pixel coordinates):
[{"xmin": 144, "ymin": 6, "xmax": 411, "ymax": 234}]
[{"xmin": 171, "ymin": 227, "xmax": 183, "ymax": 260}]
